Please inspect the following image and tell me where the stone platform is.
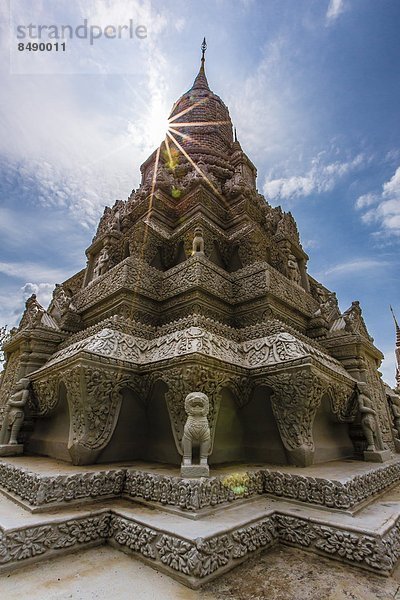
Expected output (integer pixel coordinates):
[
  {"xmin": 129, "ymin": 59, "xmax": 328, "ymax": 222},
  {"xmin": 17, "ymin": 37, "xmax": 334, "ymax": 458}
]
[{"xmin": 0, "ymin": 456, "xmax": 400, "ymax": 588}]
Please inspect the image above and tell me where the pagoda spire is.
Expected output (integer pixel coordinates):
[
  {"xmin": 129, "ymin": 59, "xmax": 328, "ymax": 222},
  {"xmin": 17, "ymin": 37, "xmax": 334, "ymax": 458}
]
[
  {"xmin": 390, "ymin": 305, "xmax": 400, "ymax": 389},
  {"xmin": 192, "ymin": 37, "xmax": 210, "ymax": 90}
]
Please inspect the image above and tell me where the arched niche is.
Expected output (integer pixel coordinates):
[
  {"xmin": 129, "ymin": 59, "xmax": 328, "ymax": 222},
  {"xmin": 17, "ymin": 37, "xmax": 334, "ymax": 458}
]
[
  {"xmin": 241, "ymin": 385, "xmax": 287, "ymax": 465},
  {"xmin": 143, "ymin": 380, "xmax": 181, "ymax": 465},
  {"xmin": 312, "ymin": 393, "xmax": 354, "ymax": 463},
  {"xmin": 210, "ymin": 387, "xmax": 245, "ymax": 464},
  {"xmin": 210, "ymin": 384, "xmax": 288, "ymax": 466},
  {"xmin": 173, "ymin": 240, "xmax": 187, "ymax": 267},
  {"xmin": 149, "ymin": 247, "xmax": 163, "ymax": 270},
  {"xmin": 227, "ymin": 245, "xmax": 243, "ymax": 272},
  {"xmin": 27, "ymin": 381, "xmax": 70, "ymax": 462},
  {"xmin": 209, "ymin": 241, "xmax": 226, "ymax": 269},
  {"xmin": 98, "ymin": 387, "xmax": 147, "ymax": 463}
]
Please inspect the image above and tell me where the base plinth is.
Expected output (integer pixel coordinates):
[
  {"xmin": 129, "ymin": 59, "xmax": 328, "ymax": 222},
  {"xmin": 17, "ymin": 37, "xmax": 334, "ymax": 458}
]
[
  {"xmin": 363, "ymin": 449, "xmax": 392, "ymax": 463},
  {"xmin": 0, "ymin": 444, "xmax": 23, "ymax": 457},
  {"xmin": 180, "ymin": 464, "xmax": 209, "ymax": 478}
]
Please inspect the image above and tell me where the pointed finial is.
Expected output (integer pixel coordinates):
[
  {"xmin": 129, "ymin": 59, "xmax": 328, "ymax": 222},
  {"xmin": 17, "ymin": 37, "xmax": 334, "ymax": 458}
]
[
  {"xmin": 201, "ymin": 37, "xmax": 207, "ymax": 63},
  {"xmin": 390, "ymin": 305, "xmax": 399, "ymax": 329}
]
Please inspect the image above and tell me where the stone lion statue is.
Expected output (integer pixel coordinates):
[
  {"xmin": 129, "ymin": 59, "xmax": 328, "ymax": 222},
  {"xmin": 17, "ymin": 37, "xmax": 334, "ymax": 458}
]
[{"xmin": 181, "ymin": 391, "xmax": 211, "ymax": 477}]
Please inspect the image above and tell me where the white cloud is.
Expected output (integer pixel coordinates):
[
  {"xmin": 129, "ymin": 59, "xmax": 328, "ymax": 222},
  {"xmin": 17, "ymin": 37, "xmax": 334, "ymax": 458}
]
[
  {"xmin": 323, "ymin": 259, "xmax": 390, "ymax": 277},
  {"xmin": 175, "ymin": 18, "xmax": 186, "ymax": 33},
  {"xmin": 355, "ymin": 193, "xmax": 378, "ymax": 210},
  {"xmin": 21, "ymin": 282, "xmax": 55, "ymax": 309},
  {"xmin": 378, "ymin": 345, "xmax": 397, "ymax": 388},
  {"xmin": 0, "ymin": 261, "xmax": 70, "ymax": 282},
  {"xmin": 356, "ymin": 166, "xmax": 400, "ymax": 238},
  {"xmin": 0, "ymin": 282, "xmax": 56, "ymax": 330},
  {"xmin": 226, "ymin": 36, "xmax": 312, "ymax": 166},
  {"xmin": 326, "ymin": 0, "xmax": 345, "ymax": 23},
  {"xmin": 0, "ymin": 1, "xmax": 172, "ymax": 229},
  {"xmin": 264, "ymin": 153, "xmax": 364, "ymax": 201}
]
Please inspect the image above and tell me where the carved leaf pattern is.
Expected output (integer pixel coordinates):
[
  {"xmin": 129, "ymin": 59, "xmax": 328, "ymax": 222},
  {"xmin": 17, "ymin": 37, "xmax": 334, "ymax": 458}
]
[
  {"xmin": 32, "ymin": 377, "xmax": 60, "ymax": 416},
  {"xmin": 232, "ymin": 519, "xmax": 276, "ymax": 558},
  {"xmin": 156, "ymin": 535, "xmax": 195, "ymax": 574},
  {"xmin": 111, "ymin": 516, "xmax": 157, "ymax": 559},
  {"xmin": 274, "ymin": 515, "xmax": 317, "ymax": 546},
  {"xmin": 265, "ymin": 370, "xmax": 327, "ymax": 450},
  {"xmin": 314, "ymin": 525, "xmax": 385, "ymax": 567}
]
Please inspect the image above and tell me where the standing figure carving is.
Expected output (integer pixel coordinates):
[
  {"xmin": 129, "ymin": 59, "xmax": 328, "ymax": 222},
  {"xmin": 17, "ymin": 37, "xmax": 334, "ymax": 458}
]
[
  {"xmin": 358, "ymin": 385, "xmax": 390, "ymax": 462},
  {"xmin": 181, "ymin": 392, "xmax": 211, "ymax": 477},
  {"xmin": 287, "ymin": 253, "xmax": 301, "ymax": 286},
  {"xmin": 0, "ymin": 378, "xmax": 30, "ymax": 448},
  {"xmin": 93, "ymin": 245, "xmax": 110, "ymax": 279},
  {"xmin": 390, "ymin": 393, "xmax": 400, "ymax": 439}
]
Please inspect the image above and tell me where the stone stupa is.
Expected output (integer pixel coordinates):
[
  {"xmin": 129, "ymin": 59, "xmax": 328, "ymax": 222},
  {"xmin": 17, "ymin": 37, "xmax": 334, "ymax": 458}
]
[{"xmin": 0, "ymin": 41, "xmax": 400, "ymax": 588}]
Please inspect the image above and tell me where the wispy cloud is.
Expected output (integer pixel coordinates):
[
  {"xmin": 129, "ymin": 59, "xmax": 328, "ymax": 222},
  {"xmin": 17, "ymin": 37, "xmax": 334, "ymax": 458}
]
[
  {"xmin": 227, "ymin": 36, "xmax": 311, "ymax": 165},
  {"xmin": 0, "ymin": 261, "xmax": 70, "ymax": 282},
  {"xmin": 326, "ymin": 0, "xmax": 345, "ymax": 23},
  {"xmin": 0, "ymin": 283, "xmax": 55, "ymax": 328},
  {"xmin": 356, "ymin": 166, "xmax": 400, "ymax": 238},
  {"xmin": 324, "ymin": 258, "xmax": 390, "ymax": 277},
  {"xmin": 264, "ymin": 153, "xmax": 364, "ymax": 201},
  {"xmin": 0, "ymin": 1, "xmax": 172, "ymax": 229}
]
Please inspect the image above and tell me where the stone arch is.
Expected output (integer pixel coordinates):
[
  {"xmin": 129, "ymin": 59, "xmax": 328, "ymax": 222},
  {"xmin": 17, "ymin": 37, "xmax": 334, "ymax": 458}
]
[
  {"xmin": 173, "ymin": 240, "xmax": 187, "ymax": 266},
  {"xmin": 27, "ymin": 380, "xmax": 71, "ymax": 461},
  {"xmin": 240, "ymin": 384, "xmax": 287, "ymax": 465},
  {"xmin": 144, "ymin": 379, "xmax": 181, "ymax": 465},
  {"xmin": 210, "ymin": 386, "xmax": 244, "ymax": 464},
  {"xmin": 97, "ymin": 385, "xmax": 147, "ymax": 463},
  {"xmin": 312, "ymin": 392, "xmax": 354, "ymax": 463},
  {"xmin": 209, "ymin": 241, "xmax": 226, "ymax": 269},
  {"xmin": 211, "ymin": 382, "xmax": 287, "ymax": 466}
]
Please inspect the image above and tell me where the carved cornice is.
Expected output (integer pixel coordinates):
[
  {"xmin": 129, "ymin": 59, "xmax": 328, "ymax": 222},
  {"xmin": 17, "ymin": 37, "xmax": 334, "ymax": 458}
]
[{"xmin": 33, "ymin": 326, "xmax": 353, "ymax": 385}]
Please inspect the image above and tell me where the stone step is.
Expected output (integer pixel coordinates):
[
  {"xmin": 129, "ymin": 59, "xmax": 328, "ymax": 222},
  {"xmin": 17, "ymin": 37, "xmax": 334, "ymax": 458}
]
[{"xmin": 0, "ymin": 477, "xmax": 399, "ymax": 588}]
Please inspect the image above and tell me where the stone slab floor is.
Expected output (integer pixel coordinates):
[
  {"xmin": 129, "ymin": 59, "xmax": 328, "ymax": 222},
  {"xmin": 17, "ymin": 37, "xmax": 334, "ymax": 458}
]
[{"xmin": 1, "ymin": 544, "xmax": 400, "ymax": 600}]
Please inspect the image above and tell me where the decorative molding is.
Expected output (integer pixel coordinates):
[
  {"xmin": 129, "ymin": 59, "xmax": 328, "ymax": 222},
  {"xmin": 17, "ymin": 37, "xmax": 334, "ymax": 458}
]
[
  {"xmin": 0, "ymin": 462, "xmax": 125, "ymax": 507},
  {"xmin": 2, "ymin": 460, "xmax": 399, "ymax": 513},
  {"xmin": 40, "ymin": 326, "xmax": 352, "ymax": 383},
  {"xmin": 0, "ymin": 513, "xmax": 110, "ymax": 566},
  {"xmin": 110, "ymin": 513, "xmax": 276, "ymax": 580},
  {"xmin": 0, "ymin": 505, "xmax": 398, "ymax": 581},
  {"xmin": 274, "ymin": 513, "xmax": 399, "ymax": 574}
]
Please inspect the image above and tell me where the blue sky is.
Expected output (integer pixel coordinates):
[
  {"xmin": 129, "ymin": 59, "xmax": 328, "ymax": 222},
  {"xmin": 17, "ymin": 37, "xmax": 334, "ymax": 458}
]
[{"xmin": 0, "ymin": 0, "xmax": 399, "ymax": 384}]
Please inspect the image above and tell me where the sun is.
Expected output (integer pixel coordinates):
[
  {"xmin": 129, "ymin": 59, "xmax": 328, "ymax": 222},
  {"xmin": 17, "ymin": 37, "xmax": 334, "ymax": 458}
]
[{"xmin": 145, "ymin": 100, "xmax": 170, "ymax": 149}]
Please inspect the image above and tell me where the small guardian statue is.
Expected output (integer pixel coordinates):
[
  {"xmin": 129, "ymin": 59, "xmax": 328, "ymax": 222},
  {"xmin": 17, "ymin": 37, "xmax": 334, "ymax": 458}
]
[
  {"xmin": 181, "ymin": 391, "xmax": 211, "ymax": 477},
  {"xmin": 0, "ymin": 378, "xmax": 30, "ymax": 455},
  {"xmin": 358, "ymin": 385, "xmax": 391, "ymax": 462},
  {"xmin": 192, "ymin": 227, "xmax": 205, "ymax": 256}
]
